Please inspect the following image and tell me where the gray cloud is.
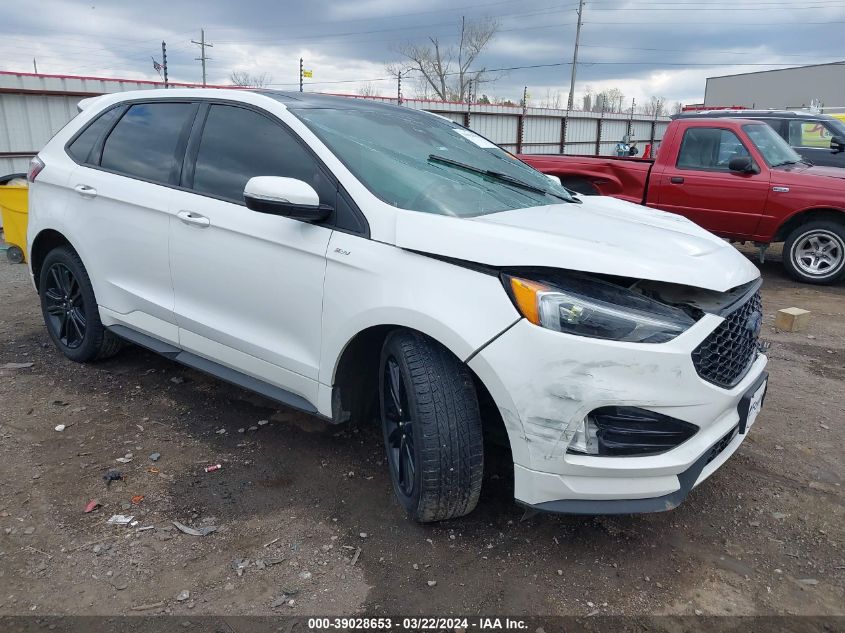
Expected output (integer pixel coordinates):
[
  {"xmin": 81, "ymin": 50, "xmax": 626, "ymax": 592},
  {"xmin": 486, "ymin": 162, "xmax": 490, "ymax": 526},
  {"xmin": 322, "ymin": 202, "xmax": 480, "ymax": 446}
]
[{"xmin": 1, "ymin": 0, "xmax": 841, "ymax": 107}]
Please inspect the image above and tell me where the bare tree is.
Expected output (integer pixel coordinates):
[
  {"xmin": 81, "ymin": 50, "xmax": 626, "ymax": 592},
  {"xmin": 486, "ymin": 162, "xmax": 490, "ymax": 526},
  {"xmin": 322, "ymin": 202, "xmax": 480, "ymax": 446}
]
[
  {"xmin": 641, "ymin": 96, "xmax": 666, "ymax": 117},
  {"xmin": 593, "ymin": 88, "xmax": 624, "ymax": 112},
  {"xmin": 389, "ymin": 16, "xmax": 499, "ymax": 102},
  {"xmin": 539, "ymin": 89, "xmax": 563, "ymax": 109},
  {"xmin": 229, "ymin": 71, "xmax": 272, "ymax": 88},
  {"xmin": 671, "ymin": 101, "xmax": 684, "ymax": 115},
  {"xmin": 357, "ymin": 82, "xmax": 379, "ymax": 97}
]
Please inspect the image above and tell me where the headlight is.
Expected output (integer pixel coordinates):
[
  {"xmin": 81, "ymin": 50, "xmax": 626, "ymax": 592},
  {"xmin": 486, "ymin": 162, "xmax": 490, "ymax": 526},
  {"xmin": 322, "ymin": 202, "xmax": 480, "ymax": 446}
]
[{"xmin": 504, "ymin": 272, "xmax": 696, "ymax": 343}]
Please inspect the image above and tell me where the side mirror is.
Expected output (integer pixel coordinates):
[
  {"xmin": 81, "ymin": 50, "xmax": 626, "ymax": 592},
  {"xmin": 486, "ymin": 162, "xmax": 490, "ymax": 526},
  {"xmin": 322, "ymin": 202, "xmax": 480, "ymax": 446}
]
[
  {"xmin": 831, "ymin": 136, "xmax": 845, "ymax": 154},
  {"xmin": 728, "ymin": 156, "xmax": 758, "ymax": 174},
  {"xmin": 628, "ymin": 146, "xmax": 639, "ymax": 156},
  {"xmin": 243, "ymin": 176, "xmax": 332, "ymax": 222}
]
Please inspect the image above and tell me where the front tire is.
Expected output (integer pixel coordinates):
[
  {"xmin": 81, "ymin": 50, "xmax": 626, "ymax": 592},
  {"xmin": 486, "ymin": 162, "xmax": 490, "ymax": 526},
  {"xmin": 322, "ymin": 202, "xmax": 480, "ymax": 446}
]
[
  {"xmin": 39, "ymin": 246, "xmax": 122, "ymax": 363},
  {"xmin": 783, "ymin": 220, "xmax": 845, "ymax": 285},
  {"xmin": 379, "ymin": 330, "xmax": 484, "ymax": 522}
]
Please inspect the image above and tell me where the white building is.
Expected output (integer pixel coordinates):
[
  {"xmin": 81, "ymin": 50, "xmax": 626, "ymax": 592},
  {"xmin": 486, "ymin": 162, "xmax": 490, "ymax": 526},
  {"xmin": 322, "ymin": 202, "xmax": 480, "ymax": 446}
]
[{"xmin": 704, "ymin": 62, "xmax": 845, "ymax": 113}]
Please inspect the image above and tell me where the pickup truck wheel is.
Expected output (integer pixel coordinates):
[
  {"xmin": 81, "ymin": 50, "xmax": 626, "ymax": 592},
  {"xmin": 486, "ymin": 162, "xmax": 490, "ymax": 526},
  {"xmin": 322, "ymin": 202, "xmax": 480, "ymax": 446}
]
[
  {"xmin": 783, "ymin": 221, "xmax": 845, "ymax": 284},
  {"xmin": 39, "ymin": 246, "xmax": 122, "ymax": 362},
  {"xmin": 379, "ymin": 330, "xmax": 484, "ymax": 523}
]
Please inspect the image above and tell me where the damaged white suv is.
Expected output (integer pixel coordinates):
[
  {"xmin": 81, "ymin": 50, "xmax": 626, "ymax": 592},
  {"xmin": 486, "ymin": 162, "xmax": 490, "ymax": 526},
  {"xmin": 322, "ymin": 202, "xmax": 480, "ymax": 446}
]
[{"xmin": 27, "ymin": 90, "xmax": 768, "ymax": 521}]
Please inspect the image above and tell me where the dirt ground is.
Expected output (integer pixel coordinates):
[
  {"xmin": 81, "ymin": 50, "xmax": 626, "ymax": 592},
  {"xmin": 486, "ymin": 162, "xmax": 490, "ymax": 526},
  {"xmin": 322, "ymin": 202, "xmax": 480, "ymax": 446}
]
[{"xmin": 0, "ymin": 241, "xmax": 842, "ymax": 618}]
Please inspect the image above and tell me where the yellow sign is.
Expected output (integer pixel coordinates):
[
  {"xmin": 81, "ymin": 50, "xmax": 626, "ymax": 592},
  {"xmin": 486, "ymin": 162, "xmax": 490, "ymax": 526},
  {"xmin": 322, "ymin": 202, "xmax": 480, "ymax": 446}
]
[{"xmin": 302, "ymin": 70, "xmax": 313, "ymax": 78}]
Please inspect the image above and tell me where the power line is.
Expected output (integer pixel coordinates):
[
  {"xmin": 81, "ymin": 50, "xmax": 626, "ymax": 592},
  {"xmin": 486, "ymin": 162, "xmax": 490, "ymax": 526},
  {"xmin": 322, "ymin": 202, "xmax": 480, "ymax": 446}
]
[{"xmin": 268, "ymin": 57, "xmax": 841, "ymax": 89}]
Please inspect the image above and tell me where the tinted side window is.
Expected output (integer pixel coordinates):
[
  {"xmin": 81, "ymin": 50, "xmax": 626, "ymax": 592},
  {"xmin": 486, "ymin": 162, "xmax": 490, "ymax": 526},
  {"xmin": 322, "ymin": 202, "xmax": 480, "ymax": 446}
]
[
  {"xmin": 101, "ymin": 103, "xmax": 195, "ymax": 183},
  {"xmin": 67, "ymin": 107, "xmax": 121, "ymax": 164},
  {"xmin": 788, "ymin": 120, "xmax": 835, "ymax": 148},
  {"xmin": 192, "ymin": 104, "xmax": 333, "ymax": 204},
  {"xmin": 677, "ymin": 128, "xmax": 749, "ymax": 171}
]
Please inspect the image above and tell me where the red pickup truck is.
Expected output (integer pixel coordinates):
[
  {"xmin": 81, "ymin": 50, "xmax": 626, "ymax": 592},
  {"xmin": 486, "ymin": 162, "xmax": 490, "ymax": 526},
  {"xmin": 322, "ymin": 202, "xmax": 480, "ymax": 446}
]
[{"xmin": 521, "ymin": 118, "xmax": 845, "ymax": 284}]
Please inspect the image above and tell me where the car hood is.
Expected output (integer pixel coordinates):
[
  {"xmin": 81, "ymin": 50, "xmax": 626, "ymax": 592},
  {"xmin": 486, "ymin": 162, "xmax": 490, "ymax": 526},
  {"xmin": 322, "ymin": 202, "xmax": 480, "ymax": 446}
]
[
  {"xmin": 394, "ymin": 195, "xmax": 760, "ymax": 292},
  {"xmin": 775, "ymin": 164, "xmax": 845, "ymax": 183},
  {"xmin": 804, "ymin": 165, "xmax": 845, "ymax": 179}
]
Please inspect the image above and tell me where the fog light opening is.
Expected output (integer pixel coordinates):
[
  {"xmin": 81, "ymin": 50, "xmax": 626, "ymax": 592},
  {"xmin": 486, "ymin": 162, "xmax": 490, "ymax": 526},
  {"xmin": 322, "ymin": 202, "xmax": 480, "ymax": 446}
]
[{"xmin": 567, "ymin": 407, "xmax": 698, "ymax": 457}]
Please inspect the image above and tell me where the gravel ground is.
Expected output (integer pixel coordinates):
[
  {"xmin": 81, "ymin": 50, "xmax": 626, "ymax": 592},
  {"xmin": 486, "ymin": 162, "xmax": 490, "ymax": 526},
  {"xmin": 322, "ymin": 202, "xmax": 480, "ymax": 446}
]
[{"xmin": 0, "ymin": 242, "xmax": 842, "ymax": 617}]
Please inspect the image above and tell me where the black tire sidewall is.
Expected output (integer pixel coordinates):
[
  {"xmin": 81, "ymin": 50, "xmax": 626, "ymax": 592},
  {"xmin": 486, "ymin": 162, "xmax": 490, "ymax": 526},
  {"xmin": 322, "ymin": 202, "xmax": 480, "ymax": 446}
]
[
  {"xmin": 379, "ymin": 334, "xmax": 424, "ymax": 515},
  {"xmin": 39, "ymin": 247, "xmax": 105, "ymax": 363},
  {"xmin": 783, "ymin": 221, "xmax": 845, "ymax": 285}
]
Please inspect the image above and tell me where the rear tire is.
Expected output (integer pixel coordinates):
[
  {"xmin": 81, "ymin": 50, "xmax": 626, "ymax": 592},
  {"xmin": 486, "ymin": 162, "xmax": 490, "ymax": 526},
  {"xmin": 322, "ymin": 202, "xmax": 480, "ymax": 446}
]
[
  {"xmin": 783, "ymin": 220, "xmax": 845, "ymax": 285},
  {"xmin": 379, "ymin": 330, "xmax": 484, "ymax": 522},
  {"xmin": 39, "ymin": 246, "xmax": 122, "ymax": 363}
]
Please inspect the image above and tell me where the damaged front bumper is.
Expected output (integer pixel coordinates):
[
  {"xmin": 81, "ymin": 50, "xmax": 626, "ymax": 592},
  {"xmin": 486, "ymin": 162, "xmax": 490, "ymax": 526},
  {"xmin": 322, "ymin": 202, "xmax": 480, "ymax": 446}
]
[{"xmin": 467, "ymin": 314, "xmax": 768, "ymax": 514}]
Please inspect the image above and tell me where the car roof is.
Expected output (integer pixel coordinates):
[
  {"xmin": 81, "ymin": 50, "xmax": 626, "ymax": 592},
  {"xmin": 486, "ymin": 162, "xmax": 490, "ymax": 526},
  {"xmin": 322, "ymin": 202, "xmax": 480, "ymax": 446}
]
[
  {"xmin": 257, "ymin": 90, "xmax": 405, "ymax": 113},
  {"xmin": 675, "ymin": 109, "xmax": 836, "ymax": 121},
  {"xmin": 87, "ymin": 88, "xmax": 415, "ymax": 117}
]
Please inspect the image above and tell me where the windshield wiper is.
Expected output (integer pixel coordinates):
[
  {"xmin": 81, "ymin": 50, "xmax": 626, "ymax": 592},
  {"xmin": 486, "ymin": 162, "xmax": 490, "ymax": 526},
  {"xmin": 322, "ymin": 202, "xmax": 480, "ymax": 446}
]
[{"xmin": 428, "ymin": 154, "xmax": 573, "ymax": 202}]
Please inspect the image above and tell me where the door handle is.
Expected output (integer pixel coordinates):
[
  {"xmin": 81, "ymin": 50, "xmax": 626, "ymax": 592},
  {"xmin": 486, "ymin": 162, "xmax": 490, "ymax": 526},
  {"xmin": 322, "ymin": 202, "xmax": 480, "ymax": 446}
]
[
  {"xmin": 670, "ymin": 176, "xmax": 685, "ymax": 184},
  {"xmin": 177, "ymin": 210, "xmax": 211, "ymax": 228},
  {"xmin": 73, "ymin": 184, "xmax": 97, "ymax": 198}
]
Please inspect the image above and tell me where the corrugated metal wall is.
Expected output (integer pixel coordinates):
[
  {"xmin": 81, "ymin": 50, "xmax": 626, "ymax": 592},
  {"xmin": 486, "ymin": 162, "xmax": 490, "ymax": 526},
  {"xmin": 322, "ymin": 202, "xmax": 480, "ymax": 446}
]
[
  {"xmin": 0, "ymin": 94, "xmax": 79, "ymax": 173},
  {"xmin": 0, "ymin": 71, "xmax": 671, "ymax": 174}
]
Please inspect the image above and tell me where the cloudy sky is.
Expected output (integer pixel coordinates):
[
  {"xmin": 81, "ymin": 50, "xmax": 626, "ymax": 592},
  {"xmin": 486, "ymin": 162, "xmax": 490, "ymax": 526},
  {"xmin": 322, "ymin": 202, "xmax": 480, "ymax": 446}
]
[{"xmin": 1, "ymin": 0, "xmax": 843, "ymax": 109}]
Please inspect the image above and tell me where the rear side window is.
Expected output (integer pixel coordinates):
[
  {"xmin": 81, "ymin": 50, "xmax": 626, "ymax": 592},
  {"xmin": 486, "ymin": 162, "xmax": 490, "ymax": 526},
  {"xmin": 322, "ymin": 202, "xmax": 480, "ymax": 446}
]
[
  {"xmin": 676, "ymin": 128, "xmax": 749, "ymax": 171},
  {"xmin": 788, "ymin": 120, "xmax": 836, "ymax": 148},
  {"xmin": 67, "ymin": 107, "xmax": 121, "ymax": 164},
  {"xmin": 101, "ymin": 102, "xmax": 196, "ymax": 184},
  {"xmin": 192, "ymin": 104, "xmax": 333, "ymax": 204}
]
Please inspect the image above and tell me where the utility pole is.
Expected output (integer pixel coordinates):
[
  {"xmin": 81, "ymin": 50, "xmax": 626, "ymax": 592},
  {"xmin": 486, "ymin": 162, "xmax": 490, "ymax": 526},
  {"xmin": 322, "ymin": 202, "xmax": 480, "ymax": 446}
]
[
  {"xmin": 299, "ymin": 57, "xmax": 304, "ymax": 92},
  {"xmin": 161, "ymin": 41, "xmax": 169, "ymax": 88},
  {"xmin": 397, "ymin": 70, "xmax": 403, "ymax": 106},
  {"xmin": 566, "ymin": 0, "xmax": 585, "ymax": 111},
  {"xmin": 33, "ymin": 58, "xmax": 38, "ymax": 74},
  {"xmin": 191, "ymin": 29, "xmax": 213, "ymax": 86}
]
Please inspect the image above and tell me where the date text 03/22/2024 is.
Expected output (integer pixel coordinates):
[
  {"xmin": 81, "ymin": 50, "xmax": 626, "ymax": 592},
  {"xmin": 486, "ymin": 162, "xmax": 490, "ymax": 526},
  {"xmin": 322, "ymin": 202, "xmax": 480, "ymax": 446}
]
[{"xmin": 307, "ymin": 617, "xmax": 529, "ymax": 630}]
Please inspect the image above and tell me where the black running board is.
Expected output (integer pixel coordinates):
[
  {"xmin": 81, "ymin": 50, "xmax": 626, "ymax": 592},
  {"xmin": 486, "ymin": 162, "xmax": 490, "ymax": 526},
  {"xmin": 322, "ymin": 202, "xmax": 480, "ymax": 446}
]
[{"xmin": 108, "ymin": 324, "xmax": 319, "ymax": 414}]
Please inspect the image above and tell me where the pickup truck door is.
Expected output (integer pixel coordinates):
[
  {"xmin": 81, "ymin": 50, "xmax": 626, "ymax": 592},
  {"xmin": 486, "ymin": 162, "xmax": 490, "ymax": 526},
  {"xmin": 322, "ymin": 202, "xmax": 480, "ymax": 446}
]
[{"xmin": 651, "ymin": 126, "xmax": 770, "ymax": 238}]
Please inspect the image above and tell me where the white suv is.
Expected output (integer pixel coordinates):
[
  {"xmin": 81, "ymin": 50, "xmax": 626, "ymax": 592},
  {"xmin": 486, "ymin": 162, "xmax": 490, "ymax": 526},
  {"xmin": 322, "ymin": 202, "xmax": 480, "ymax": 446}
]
[{"xmin": 27, "ymin": 89, "xmax": 769, "ymax": 521}]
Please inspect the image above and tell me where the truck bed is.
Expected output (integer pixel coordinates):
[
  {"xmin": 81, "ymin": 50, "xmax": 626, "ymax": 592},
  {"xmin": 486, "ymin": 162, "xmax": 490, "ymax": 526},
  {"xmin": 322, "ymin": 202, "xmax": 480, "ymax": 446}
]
[{"xmin": 519, "ymin": 154, "xmax": 653, "ymax": 205}]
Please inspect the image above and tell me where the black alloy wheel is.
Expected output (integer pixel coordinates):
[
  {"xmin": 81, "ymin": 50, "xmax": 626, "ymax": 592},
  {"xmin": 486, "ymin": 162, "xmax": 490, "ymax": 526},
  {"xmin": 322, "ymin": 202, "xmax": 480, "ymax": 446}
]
[
  {"xmin": 38, "ymin": 245, "xmax": 122, "ymax": 363},
  {"xmin": 382, "ymin": 355, "xmax": 416, "ymax": 498},
  {"xmin": 43, "ymin": 262, "xmax": 87, "ymax": 349}
]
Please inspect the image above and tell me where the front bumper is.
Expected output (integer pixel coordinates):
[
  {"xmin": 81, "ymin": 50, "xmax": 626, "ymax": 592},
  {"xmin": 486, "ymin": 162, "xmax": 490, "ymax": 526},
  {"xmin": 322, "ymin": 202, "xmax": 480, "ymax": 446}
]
[{"xmin": 467, "ymin": 314, "xmax": 768, "ymax": 513}]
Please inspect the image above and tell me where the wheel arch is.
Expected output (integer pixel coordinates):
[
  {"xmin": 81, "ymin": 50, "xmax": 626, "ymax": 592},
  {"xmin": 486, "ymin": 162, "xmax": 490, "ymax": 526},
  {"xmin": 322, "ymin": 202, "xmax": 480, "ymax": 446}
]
[
  {"xmin": 29, "ymin": 229, "xmax": 75, "ymax": 290},
  {"xmin": 773, "ymin": 207, "xmax": 845, "ymax": 243},
  {"xmin": 330, "ymin": 323, "xmax": 511, "ymax": 460}
]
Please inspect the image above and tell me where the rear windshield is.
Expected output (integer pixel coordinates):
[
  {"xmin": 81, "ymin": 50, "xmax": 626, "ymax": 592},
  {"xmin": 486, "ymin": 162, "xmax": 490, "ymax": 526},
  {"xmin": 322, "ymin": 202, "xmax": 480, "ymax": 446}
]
[{"xmin": 288, "ymin": 106, "xmax": 573, "ymax": 217}]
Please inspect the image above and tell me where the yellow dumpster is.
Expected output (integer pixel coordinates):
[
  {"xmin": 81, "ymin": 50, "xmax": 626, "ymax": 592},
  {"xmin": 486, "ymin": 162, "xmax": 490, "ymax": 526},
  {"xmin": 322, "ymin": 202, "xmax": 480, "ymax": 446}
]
[{"xmin": 0, "ymin": 175, "xmax": 28, "ymax": 264}]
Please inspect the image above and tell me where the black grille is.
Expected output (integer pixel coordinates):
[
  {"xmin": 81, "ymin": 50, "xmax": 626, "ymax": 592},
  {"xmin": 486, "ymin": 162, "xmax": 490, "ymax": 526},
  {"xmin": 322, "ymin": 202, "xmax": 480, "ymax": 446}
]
[
  {"xmin": 692, "ymin": 290, "xmax": 762, "ymax": 388},
  {"xmin": 706, "ymin": 425, "xmax": 739, "ymax": 464}
]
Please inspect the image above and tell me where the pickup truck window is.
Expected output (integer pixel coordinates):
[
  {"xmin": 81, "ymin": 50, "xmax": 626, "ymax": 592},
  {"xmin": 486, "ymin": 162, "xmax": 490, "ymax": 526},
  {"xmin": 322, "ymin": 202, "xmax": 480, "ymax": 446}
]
[
  {"xmin": 744, "ymin": 123, "xmax": 802, "ymax": 167},
  {"xmin": 676, "ymin": 128, "xmax": 749, "ymax": 171}
]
